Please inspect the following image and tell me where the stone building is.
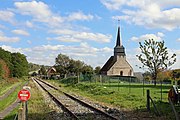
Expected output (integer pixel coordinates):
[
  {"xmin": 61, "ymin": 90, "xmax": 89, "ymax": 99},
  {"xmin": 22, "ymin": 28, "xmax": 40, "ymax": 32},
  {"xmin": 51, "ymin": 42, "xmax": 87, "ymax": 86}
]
[{"xmin": 100, "ymin": 26, "xmax": 133, "ymax": 76}]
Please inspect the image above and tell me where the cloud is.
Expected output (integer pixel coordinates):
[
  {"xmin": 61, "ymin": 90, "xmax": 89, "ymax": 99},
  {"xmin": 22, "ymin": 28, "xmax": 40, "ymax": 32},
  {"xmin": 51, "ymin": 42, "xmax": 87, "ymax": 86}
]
[
  {"xmin": 0, "ymin": 31, "xmax": 20, "ymax": 42},
  {"xmin": 102, "ymin": 0, "xmax": 180, "ymax": 30},
  {"xmin": 100, "ymin": 0, "xmax": 126, "ymax": 10},
  {"xmin": 0, "ymin": 10, "xmax": 15, "ymax": 23},
  {"xmin": 14, "ymin": 1, "xmax": 64, "ymax": 26},
  {"xmin": 12, "ymin": 29, "xmax": 30, "ymax": 36},
  {"xmin": 14, "ymin": 1, "xmax": 95, "ymax": 28},
  {"xmin": 130, "ymin": 32, "xmax": 164, "ymax": 42},
  {"xmin": 0, "ymin": 44, "xmax": 112, "ymax": 67},
  {"xmin": 48, "ymin": 29, "xmax": 112, "ymax": 43},
  {"xmin": 1, "ymin": 45, "xmax": 23, "ymax": 53},
  {"xmin": 168, "ymin": 49, "xmax": 180, "ymax": 70},
  {"xmin": 25, "ymin": 21, "xmax": 34, "ymax": 28},
  {"xmin": 177, "ymin": 38, "xmax": 180, "ymax": 42},
  {"xmin": 66, "ymin": 11, "xmax": 94, "ymax": 21}
]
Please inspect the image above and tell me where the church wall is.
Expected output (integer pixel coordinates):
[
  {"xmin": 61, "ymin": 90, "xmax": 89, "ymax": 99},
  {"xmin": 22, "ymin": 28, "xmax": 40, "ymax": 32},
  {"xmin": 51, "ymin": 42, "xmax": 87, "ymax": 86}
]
[{"xmin": 107, "ymin": 56, "xmax": 133, "ymax": 76}]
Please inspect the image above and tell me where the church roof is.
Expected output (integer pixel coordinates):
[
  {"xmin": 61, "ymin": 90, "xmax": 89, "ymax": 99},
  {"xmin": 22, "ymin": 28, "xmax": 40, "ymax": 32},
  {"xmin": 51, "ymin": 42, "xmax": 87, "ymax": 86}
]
[{"xmin": 100, "ymin": 56, "xmax": 116, "ymax": 73}]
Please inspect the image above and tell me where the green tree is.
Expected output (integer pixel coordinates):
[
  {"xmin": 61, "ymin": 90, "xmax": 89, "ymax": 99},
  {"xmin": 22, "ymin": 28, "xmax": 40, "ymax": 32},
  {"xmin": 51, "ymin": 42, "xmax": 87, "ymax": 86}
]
[
  {"xmin": 55, "ymin": 54, "xmax": 70, "ymax": 78},
  {"xmin": 0, "ymin": 48, "xmax": 13, "ymax": 76},
  {"xmin": 94, "ymin": 66, "xmax": 101, "ymax": 75},
  {"xmin": 11, "ymin": 53, "xmax": 28, "ymax": 77},
  {"xmin": 39, "ymin": 65, "xmax": 46, "ymax": 75},
  {"xmin": 136, "ymin": 39, "xmax": 176, "ymax": 86}
]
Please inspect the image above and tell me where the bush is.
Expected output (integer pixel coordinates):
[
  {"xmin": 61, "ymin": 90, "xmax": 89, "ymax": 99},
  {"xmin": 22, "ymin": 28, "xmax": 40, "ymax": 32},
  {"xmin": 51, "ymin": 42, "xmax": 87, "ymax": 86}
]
[
  {"xmin": 60, "ymin": 77, "xmax": 78, "ymax": 85},
  {"xmin": 74, "ymin": 83, "xmax": 115, "ymax": 95}
]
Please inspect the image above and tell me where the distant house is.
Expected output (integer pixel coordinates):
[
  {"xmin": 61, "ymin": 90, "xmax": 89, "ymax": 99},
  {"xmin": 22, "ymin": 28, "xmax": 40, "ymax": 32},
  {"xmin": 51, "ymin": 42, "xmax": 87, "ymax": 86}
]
[
  {"xmin": 47, "ymin": 67, "xmax": 57, "ymax": 79},
  {"xmin": 100, "ymin": 25, "xmax": 133, "ymax": 76}
]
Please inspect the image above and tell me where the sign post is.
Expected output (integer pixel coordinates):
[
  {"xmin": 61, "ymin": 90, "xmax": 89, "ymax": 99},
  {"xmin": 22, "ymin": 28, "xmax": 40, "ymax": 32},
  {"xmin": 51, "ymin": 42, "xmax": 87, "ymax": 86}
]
[
  {"xmin": 18, "ymin": 89, "xmax": 31, "ymax": 102},
  {"xmin": 18, "ymin": 89, "xmax": 30, "ymax": 120}
]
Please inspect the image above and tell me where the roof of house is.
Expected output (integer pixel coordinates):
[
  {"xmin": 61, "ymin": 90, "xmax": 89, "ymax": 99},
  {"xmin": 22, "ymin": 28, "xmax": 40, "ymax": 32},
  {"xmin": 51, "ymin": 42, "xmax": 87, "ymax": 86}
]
[
  {"xmin": 100, "ymin": 56, "xmax": 116, "ymax": 73},
  {"xmin": 47, "ymin": 67, "xmax": 56, "ymax": 74}
]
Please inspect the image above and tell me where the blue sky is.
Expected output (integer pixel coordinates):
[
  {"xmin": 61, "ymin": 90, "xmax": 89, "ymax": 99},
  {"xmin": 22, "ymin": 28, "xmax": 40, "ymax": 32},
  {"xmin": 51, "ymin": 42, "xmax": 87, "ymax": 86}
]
[{"xmin": 0, "ymin": 0, "xmax": 179, "ymax": 72}]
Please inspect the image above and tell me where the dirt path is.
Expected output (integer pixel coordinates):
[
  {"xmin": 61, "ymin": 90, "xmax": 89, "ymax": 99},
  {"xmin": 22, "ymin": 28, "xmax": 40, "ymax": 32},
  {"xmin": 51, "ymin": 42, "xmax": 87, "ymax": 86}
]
[
  {"xmin": 0, "ymin": 81, "xmax": 29, "ymax": 119},
  {"xmin": 0, "ymin": 83, "xmax": 19, "ymax": 101},
  {"xmin": 0, "ymin": 99, "xmax": 20, "ymax": 119}
]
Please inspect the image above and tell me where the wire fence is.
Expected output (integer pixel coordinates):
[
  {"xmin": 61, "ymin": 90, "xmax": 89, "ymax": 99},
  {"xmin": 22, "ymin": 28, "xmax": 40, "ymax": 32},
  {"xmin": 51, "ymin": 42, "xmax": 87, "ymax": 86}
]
[{"xmin": 75, "ymin": 74, "xmax": 172, "ymax": 102}]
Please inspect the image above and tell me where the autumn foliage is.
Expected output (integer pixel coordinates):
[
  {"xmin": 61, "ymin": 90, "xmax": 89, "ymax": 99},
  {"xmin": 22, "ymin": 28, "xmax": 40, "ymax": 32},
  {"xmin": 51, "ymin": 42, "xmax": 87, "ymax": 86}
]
[{"xmin": 0, "ymin": 59, "xmax": 10, "ymax": 79}]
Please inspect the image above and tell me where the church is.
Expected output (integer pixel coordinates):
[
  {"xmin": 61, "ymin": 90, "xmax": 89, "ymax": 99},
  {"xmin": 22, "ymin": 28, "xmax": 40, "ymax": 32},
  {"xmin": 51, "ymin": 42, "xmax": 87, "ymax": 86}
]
[{"xmin": 100, "ymin": 26, "xmax": 133, "ymax": 76}]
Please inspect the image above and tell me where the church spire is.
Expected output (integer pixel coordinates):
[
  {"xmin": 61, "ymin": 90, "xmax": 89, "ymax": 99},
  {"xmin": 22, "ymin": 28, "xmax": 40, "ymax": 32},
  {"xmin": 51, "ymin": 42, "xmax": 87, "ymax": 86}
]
[
  {"xmin": 116, "ymin": 20, "xmax": 122, "ymax": 47},
  {"xmin": 116, "ymin": 26, "xmax": 121, "ymax": 47},
  {"xmin": 114, "ymin": 20, "xmax": 125, "ymax": 57}
]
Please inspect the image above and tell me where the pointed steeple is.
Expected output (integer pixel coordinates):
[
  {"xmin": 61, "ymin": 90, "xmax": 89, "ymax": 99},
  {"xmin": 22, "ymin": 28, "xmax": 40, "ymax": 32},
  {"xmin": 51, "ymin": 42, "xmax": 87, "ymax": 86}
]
[
  {"xmin": 114, "ymin": 22, "xmax": 125, "ymax": 57},
  {"xmin": 116, "ymin": 26, "xmax": 121, "ymax": 47}
]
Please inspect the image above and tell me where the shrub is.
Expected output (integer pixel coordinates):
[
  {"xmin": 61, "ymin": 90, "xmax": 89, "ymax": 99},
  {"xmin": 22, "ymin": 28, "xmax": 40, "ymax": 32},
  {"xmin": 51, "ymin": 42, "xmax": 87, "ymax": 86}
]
[
  {"xmin": 74, "ymin": 83, "xmax": 115, "ymax": 95},
  {"xmin": 60, "ymin": 77, "xmax": 78, "ymax": 85}
]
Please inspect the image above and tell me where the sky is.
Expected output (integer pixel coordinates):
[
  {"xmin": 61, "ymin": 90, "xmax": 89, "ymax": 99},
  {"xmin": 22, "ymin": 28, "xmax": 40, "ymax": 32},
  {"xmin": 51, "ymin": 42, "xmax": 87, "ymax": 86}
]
[{"xmin": 0, "ymin": 0, "xmax": 179, "ymax": 72}]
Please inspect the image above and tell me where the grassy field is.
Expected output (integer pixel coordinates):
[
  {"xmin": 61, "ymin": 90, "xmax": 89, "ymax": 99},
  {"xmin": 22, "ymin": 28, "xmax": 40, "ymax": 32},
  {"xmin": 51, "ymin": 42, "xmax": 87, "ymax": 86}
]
[
  {"xmin": 0, "ymin": 79, "xmax": 19, "ymax": 96},
  {"xmin": 47, "ymin": 79, "xmax": 178, "ymax": 119},
  {"xmin": 0, "ymin": 80, "xmax": 27, "ymax": 112}
]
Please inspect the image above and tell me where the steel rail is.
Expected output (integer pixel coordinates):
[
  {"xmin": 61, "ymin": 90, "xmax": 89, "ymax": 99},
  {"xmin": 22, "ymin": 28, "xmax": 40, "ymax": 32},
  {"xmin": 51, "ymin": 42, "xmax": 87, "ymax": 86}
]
[
  {"xmin": 36, "ymin": 78, "xmax": 118, "ymax": 120},
  {"xmin": 33, "ymin": 78, "xmax": 78, "ymax": 120}
]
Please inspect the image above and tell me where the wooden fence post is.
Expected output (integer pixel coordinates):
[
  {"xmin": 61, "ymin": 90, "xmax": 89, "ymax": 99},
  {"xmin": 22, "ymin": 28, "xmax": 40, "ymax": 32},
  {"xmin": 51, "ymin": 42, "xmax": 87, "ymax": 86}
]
[
  {"xmin": 18, "ymin": 102, "xmax": 26, "ymax": 120},
  {"xmin": 147, "ymin": 90, "xmax": 150, "ymax": 111}
]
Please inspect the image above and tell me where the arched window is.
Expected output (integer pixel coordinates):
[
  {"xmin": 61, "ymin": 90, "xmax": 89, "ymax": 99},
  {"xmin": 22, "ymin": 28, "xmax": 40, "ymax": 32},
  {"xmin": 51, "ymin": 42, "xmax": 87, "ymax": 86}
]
[{"xmin": 120, "ymin": 71, "xmax": 123, "ymax": 76}]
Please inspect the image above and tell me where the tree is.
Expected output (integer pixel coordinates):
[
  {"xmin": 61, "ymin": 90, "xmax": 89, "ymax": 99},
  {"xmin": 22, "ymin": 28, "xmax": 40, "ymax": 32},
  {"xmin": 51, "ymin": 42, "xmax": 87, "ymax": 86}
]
[
  {"xmin": 0, "ymin": 48, "xmax": 13, "ymax": 76},
  {"xmin": 39, "ymin": 65, "xmax": 46, "ymax": 75},
  {"xmin": 68, "ymin": 60, "xmax": 84, "ymax": 76},
  {"xmin": 11, "ymin": 53, "xmax": 29, "ymax": 77},
  {"xmin": 172, "ymin": 69, "xmax": 180, "ymax": 81},
  {"xmin": 94, "ymin": 66, "xmax": 101, "ymax": 75},
  {"xmin": 136, "ymin": 39, "xmax": 176, "ymax": 86},
  {"xmin": 55, "ymin": 54, "xmax": 70, "ymax": 78}
]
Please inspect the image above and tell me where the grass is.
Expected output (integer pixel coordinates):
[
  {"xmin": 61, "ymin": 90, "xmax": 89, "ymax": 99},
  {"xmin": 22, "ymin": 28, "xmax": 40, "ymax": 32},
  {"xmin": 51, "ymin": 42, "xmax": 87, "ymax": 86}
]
[
  {"xmin": 46, "ymin": 79, "xmax": 178, "ymax": 119},
  {"xmin": 0, "ymin": 80, "xmax": 26, "ymax": 112},
  {"xmin": 0, "ymin": 82, "xmax": 20, "ymax": 96},
  {"xmin": 3, "ymin": 104, "xmax": 20, "ymax": 120},
  {"xmin": 27, "ymin": 80, "xmax": 54, "ymax": 120},
  {"xmin": 0, "ymin": 79, "xmax": 19, "ymax": 96}
]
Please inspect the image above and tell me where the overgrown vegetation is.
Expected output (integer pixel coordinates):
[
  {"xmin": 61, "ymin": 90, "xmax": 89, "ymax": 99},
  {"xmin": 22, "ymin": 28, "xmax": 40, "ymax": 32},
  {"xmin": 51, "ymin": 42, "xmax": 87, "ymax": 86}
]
[{"xmin": 0, "ymin": 47, "xmax": 29, "ymax": 78}]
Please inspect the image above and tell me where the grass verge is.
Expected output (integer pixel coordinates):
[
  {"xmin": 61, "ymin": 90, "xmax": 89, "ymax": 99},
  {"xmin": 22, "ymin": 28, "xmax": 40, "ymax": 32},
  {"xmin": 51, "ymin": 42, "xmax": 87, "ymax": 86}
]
[
  {"xmin": 0, "ymin": 81, "xmax": 26, "ymax": 112},
  {"xmin": 27, "ymin": 80, "xmax": 53, "ymax": 120}
]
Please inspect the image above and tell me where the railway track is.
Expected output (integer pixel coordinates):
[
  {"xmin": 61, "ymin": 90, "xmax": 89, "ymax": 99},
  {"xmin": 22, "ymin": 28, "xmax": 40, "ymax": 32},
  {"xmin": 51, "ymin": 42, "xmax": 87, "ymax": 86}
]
[{"xmin": 33, "ymin": 77, "xmax": 120, "ymax": 120}]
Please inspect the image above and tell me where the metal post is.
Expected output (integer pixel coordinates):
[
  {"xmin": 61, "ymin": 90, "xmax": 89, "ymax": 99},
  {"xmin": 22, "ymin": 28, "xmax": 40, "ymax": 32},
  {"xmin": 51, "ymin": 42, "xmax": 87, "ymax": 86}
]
[
  {"xmin": 143, "ymin": 77, "xmax": 145, "ymax": 96},
  {"xmin": 147, "ymin": 90, "xmax": 150, "ymax": 111},
  {"xmin": 118, "ymin": 77, "xmax": 120, "ymax": 91},
  {"xmin": 26, "ymin": 101, "xmax": 28, "ymax": 120},
  {"xmin": 161, "ymin": 80, "xmax": 162, "ymax": 101},
  {"xmin": 129, "ymin": 76, "xmax": 131, "ymax": 94}
]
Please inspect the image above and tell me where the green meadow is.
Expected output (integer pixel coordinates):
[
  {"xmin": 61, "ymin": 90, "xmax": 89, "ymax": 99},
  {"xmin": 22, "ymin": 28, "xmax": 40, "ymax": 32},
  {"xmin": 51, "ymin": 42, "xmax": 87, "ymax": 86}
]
[{"xmin": 47, "ymin": 78, "xmax": 179, "ymax": 119}]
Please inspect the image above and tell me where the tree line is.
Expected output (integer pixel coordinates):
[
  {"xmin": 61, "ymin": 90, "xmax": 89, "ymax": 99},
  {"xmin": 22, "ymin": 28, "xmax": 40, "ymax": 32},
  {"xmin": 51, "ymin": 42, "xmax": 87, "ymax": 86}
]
[
  {"xmin": 38, "ymin": 53, "xmax": 101, "ymax": 78},
  {"xmin": 55, "ymin": 53, "xmax": 102, "ymax": 77},
  {"xmin": 0, "ymin": 47, "xmax": 28, "ymax": 78}
]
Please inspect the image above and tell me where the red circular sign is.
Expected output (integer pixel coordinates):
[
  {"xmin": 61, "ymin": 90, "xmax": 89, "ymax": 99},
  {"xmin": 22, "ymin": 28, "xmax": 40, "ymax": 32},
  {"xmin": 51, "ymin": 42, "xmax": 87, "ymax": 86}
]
[{"xmin": 18, "ymin": 89, "xmax": 31, "ymax": 102}]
